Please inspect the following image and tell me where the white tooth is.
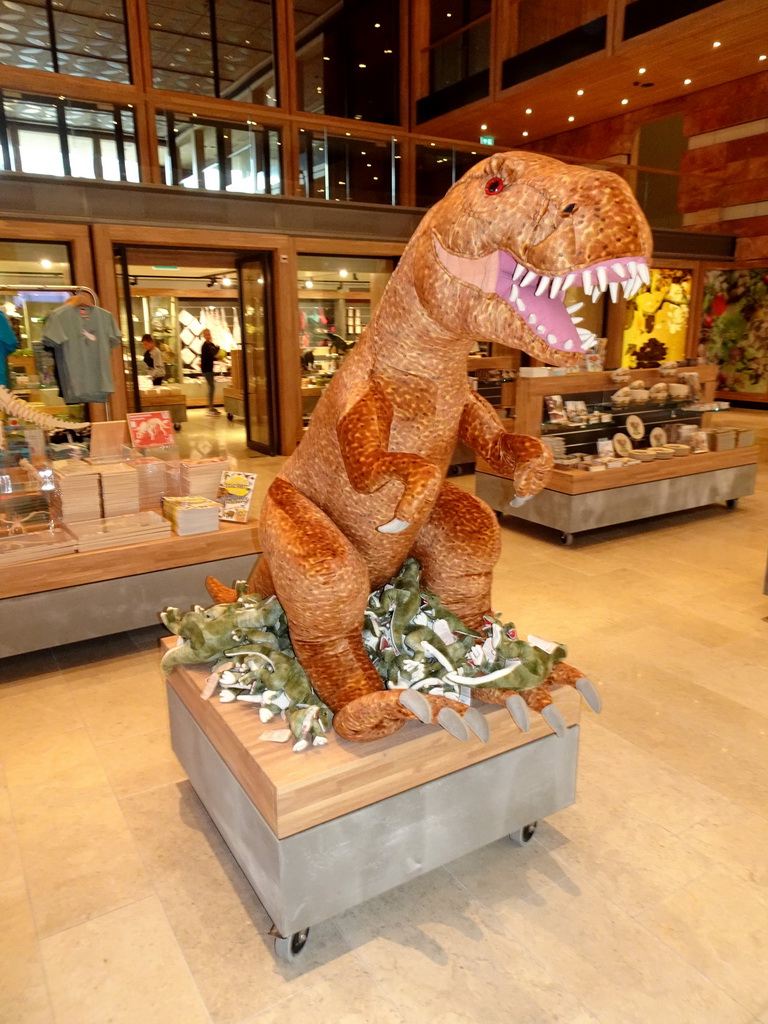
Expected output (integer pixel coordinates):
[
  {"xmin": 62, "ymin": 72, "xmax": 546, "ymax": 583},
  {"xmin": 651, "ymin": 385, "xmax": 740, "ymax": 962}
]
[
  {"xmin": 563, "ymin": 273, "xmax": 576, "ymax": 291},
  {"xmin": 622, "ymin": 280, "xmax": 633, "ymax": 297},
  {"xmin": 546, "ymin": 333, "xmax": 557, "ymax": 344},
  {"xmin": 521, "ymin": 270, "xmax": 537, "ymax": 287},
  {"xmin": 628, "ymin": 260, "xmax": 638, "ymax": 278},
  {"xmin": 582, "ymin": 337, "xmax": 598, "ymax": 350},
  {"xmin": 528, "ymin": 313, "xmax": 537, "ymax": 325},
  {"xmin": 536, "ymin": 325, "xmax": 546, "ymax": 334},
  {"xmin": 563, "ymin": 339, "xmax": 574, "ymax": 350},
  {"xmin": 582, "ymin": 270, "xmax": 593, "ymax": 291},
  {"xmin": 516, "ymin": 298, "xmax": 526, "ymax": 311},
  {"xmin": 638, "ymin": 262, "xmax": 651, "ymax": 285},
  {"xmin": 571, "ymin": 317, "xmax": 583, "ymax": 324},
  {"xmin": 512, "ymin": 263, "xmax": 525, "ymax": 282},
  {"xmin": 535, "ymin": 275, "xmax": 550, "ymax": 296},
  {"xmin": 612, "ymin": 262, "xmax": 626, "ymax": 278},
  {"xmin": 591, "ymin": 288, "xmax": 602, "ymax": 303},
  {"xmin": 609, "ymin": 281, "xmax": 619, "ymax": 302},
  {"xmin": 596, "ymin": 266, "xmax": 608, "ymax": 292},
  {"xmin": 577, "ymin": 327, "xmax": 591, "ymax": 338},
  {"xmin": 550, "ymin": 276, "xmax": 564, "ymax": 298},
  {"xmin": 510, "ymin": 284, "xmax": 519, "ymax": 302},
  {"xmin": 629, "ymin": 276, "xmax": 641, "ymax": 295},
  {"xmin": 566, "ymin": 301, "xmax": 583, "ymax": 313}
]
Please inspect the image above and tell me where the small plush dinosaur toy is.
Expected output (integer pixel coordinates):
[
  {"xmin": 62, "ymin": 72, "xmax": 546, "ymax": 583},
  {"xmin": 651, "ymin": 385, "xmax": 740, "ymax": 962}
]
[{"xmin": 209, "ymin": 150, "xmax": 653, "ymax": 741}]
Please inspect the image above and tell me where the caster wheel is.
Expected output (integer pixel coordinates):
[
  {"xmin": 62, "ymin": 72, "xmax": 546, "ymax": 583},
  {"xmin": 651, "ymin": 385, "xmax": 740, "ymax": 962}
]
[
  {"xmin": 726, "ymin": 498, "xmax": 738, "ymax": 509},
  {"xmin": 561, "ymin": 533, "xmax": 574, "ymax": 546},
  {"xmin": 510, "ymin": 821, "xmax": 538, "ymax": 845},
  {"xmin": 274, "ymin": 928, "xmax": 310, "ymax": 962},
  {"xmin": 227, "ymin": 413, "xmax": 234, "ymax": 421},
  {"xmin": 173, "ymin": 423, "xmax": 182, "ymax": 431}
]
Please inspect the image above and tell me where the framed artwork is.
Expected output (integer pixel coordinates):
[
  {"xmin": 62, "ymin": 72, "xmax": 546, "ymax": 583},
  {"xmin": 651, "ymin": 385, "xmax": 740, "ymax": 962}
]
[
  {"xmin": 700, "ymin": 269, "xmax": 768, "ymax": 396},
  {"xmin": 621, "ymin": 268, "xmax": 692, "ymax": 367}
]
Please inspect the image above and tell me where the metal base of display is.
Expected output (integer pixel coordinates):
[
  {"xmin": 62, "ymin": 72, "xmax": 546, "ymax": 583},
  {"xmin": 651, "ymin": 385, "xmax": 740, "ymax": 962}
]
[{"xmin": 167, "ymin": 684, "xmax": 579, "ymax": 949}]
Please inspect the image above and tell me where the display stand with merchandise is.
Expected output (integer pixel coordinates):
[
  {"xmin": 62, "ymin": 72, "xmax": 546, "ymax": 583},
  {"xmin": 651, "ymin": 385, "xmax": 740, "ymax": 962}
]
[{"xmin": 163, "ymin": 637, "xmax": 581, "ymax": 961}]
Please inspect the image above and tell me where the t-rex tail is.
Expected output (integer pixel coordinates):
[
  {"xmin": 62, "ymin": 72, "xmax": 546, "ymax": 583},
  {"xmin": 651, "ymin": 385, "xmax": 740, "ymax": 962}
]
[{"xmin": 205, "ymin": 555, "xmax": 274, "ymax": 604}]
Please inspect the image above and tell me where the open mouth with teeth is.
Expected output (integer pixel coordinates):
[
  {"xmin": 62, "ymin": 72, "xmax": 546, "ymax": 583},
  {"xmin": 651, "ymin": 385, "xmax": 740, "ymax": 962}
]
[{"xmin": 434, "ymin": 239, "xmax": 651, "ymax": 357}]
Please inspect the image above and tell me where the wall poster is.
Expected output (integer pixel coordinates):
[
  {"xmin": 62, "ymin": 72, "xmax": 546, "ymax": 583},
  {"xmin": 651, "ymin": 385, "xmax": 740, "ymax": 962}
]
[
  {"xmin": 621, "ymin": 268, "xmax": 692, "ymax": 368},
  {"xmin": 700, "ymin": 268, "xmax": 768, "ymax": 395}
]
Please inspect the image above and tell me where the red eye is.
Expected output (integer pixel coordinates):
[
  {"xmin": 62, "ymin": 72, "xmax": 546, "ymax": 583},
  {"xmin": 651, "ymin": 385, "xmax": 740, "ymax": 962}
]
[{"xmin": 485, "ymin": 177, "xmax": 505, "ymax": 195}]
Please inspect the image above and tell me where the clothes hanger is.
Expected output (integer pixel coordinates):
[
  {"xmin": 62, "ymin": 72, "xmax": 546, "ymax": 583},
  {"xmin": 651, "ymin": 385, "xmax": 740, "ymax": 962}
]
[{"xmin": 65, "ymin": 289, "xmax": 95, "ymax": 307}]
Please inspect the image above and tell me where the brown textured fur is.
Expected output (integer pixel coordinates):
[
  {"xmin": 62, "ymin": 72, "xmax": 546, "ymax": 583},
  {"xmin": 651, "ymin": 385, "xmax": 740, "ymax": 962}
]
[{"xmin": 212, "ymin": 151, "xmax": 652, "ymax": 741}]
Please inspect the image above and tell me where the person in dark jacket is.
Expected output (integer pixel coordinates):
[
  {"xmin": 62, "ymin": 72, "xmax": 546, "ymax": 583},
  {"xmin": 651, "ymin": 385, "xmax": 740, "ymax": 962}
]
[
  {"xmin": 200, "ymin": 329, "xmax": 220, "ymax": 415},
  {"xmin": 141, "ymin": 334, "xmax": 165, "ymax": 385}
]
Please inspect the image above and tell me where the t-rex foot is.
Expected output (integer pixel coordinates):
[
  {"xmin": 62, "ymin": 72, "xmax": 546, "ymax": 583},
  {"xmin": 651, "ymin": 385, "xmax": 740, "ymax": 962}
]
[{"xmin": 332, "ymin": 689, "xmax": 489, "ymax": 743}]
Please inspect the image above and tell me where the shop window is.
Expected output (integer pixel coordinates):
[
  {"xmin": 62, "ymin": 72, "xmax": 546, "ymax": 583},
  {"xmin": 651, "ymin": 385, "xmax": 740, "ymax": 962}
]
[
  {"xmin": 0, "ymin": 91, "xmax": 139, "ymax": 182},
  {"xmin": 415, "ymin": 144, "xmax": 483, "ymax": 208},
  {"xmin": 156, "ymin": 112, "xmax": 281, "ymax": 194},
  {"xmin": 0, "ymin": 0, "xmax": 129, "ymax": 84},
  {"xmin": 148, "ymin": 0, "xmax": 277, "ymax": 105},
  {"xmin": 415, "ymin": 1, "xmax": 491, "ymax": 123},
  {"xmin": 297, "ymin": 254, "xmax": 396, "ymax": 420},
  {"xmin": 298, "ymin": 130, "xmax": 399, "ymax": 205},
  {"xmin": 294, "ymin": 0, "xmax": 400, "ymax": 125}
]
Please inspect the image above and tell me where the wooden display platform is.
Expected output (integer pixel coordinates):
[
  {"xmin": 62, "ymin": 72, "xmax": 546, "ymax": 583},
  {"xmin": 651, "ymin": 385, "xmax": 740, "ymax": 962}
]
[{"xmin": 163, "ymin": 636, "xmax": 581, "ymax": 839}]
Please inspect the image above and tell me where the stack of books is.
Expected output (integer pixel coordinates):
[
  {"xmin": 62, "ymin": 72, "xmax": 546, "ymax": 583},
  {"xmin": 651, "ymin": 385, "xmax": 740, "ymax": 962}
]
[
  {"xmin": 99, "ymin": 464, "xmax": 140, "ymax": 517},
  {"xmin": 0, "ymin": 527, "xmax": 77, "ymax": 566},
  {"xmin": 162, "ymin": 496, "xmax": 221, "ymax": 536},
  {"xmin": 68, "ymin": 511, "xmax": 171, "ymax": 552},
  {"xmin": 179, "ymin": 458, "xmax": 229, "ymax": 499},
  {"xmin": 130, "ymin": 457, "xmax": 167, "ymax": 509},
  {"xmin": 50, "ymin": 461, "xmax": 101, "ymax": 523}
]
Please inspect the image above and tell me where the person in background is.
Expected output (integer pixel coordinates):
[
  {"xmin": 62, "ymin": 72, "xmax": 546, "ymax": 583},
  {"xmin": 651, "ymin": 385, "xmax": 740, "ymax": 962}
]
[
  {"xmin": 0, "ymin": 309, "xmax": 19, "ymax": 388},
  {"xmin": 140, "ymin": 333, "xmax": 165, "ymax": 385},
  {"xmin": 200, "ymin": 328, "xmax": 220, "ymax": 416}
]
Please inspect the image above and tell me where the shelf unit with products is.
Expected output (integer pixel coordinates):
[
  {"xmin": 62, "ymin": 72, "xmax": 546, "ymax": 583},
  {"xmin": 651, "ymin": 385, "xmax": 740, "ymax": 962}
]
[{"xmin": 476, "ymin": 365, "xmax": 759, "ymax": 544}]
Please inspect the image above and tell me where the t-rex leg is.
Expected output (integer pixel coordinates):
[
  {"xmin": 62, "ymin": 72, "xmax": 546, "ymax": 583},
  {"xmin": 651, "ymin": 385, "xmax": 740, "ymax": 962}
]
[{"xmin": 411, "ymin": 479, "xmax": 501, "ymax": 631}]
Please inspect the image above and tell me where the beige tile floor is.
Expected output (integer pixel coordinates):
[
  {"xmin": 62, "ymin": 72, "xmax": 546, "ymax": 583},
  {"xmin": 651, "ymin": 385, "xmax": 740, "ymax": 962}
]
[{"xmin": 2, "ymin": 409, "xmax": 768, "ymax": 1023}]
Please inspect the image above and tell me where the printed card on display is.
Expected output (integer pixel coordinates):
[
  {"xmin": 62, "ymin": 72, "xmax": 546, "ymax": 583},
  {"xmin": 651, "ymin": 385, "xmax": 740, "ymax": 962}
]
[
  {"xmin": 127, "ymin": 410, "xmax": 175, "ymax": 448},
  {"xmin": 216, "ymin": 470, "xmax": 257, "ymax": 522}
]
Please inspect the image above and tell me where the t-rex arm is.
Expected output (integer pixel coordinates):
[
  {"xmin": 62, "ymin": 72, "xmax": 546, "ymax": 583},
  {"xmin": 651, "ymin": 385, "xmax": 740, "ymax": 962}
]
[
  {"xmin": 337, "ymin": 380, "xmax": 444, "ymax": 532},
  {"xmin": 459, "ymin": 389, "xmax": 554, "ymax": 497}
]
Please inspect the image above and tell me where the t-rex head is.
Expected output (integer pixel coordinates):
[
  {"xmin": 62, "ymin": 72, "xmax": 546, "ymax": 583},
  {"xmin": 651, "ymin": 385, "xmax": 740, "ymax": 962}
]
[{"xmin": 411, "ymin": 150, "xmax": 653, "ymax": 365}]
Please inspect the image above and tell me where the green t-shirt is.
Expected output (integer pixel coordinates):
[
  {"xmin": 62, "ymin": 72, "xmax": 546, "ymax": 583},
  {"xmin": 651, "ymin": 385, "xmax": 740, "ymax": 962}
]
[{"xmin": 42, "ymin": 305, "xmax": 121, "ymax": 403}]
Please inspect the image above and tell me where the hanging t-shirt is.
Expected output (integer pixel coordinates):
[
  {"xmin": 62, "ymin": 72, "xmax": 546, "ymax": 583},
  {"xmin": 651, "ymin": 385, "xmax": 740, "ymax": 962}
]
[
  {"xmin": 42, "ymin": 305, "xmax": 121, "ymax": 404},
  {"xmin": 0, "ymin": 310, "xmax": 19, "ymax": 388}
]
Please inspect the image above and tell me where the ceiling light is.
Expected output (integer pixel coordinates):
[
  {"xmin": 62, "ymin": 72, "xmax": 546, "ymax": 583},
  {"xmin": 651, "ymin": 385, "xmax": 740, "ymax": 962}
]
[
  {"xmin": 760, "ymin": 55, "xmax": 766, "ymax": 61},
  {"xmin": 221, "ymin": 276, "xmax": 232, "ymax": 287},
  {"xmin": 358, "ymin": 63, "xmax": 366, "ymax": 68},
  {"xmin": 577, "ymin": 89, "xmax": 584, "ymax": 96},
  {"xmin": 684, "ymin": 77, "xmax": 692, "ymax": 84},
  {"xmin": 323, "ymin": 56, "xmax": 330, "ymax": 60},
  {"xmin": 40, "ymin": 259, "xmax": 52, "ymax": 269},
  {"xmin": 522, "ymin": 131, "xmax": 528, "ymax": 137},
  {"xmin": 525, "ymin": 108, "xmax": 532, "ymax": 114},
  {"xmin": 374, "ymin": 22, "xmax": 380, "ymax": 28},
  {"xmin": 305, "ymin": 280, "xmax": 314, "ymax": 288},
  {"xmin": 339, "ymin": 269, "xmax": 348, "ymax": 278},
  {"xmin": 257, "ymin": 278, "xmax": 264, "ymax": 285},
  {"xmin": 568, "ymin": 116, "xmax": 574, "ymax": 122},
  {"xmin": 384, "ymin": 49, "xmax": 392, "ymax": 53},
  {"xmin": 713, "ymin": 40, "xmax": 721, "ymax": 47},
  {"xmin": 345, "ymin": 132, "xmax": 350, "ymax": 136},
  {"xmin": 621, "ymin": 98, "xmax": 629, "ymax": 105},
  {"xmin": 430, "ymin": 142, "xmax": 435, "ymax": 146},
  {"xmin": 481, "ymin": 124, "xmax": 487, "ymax": 130},
  {"xmin": 638, "ymin": 67, "xmax": 646, "ymax": 74}
]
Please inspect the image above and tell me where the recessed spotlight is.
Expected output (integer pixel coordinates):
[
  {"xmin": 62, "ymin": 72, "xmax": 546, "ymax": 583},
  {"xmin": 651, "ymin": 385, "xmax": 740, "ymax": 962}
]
[
  {"xmin": 305, "ymin": 280, "xmax": 314, "ymax": 288},
  {"xmin": 481, "ymin": 123, "xmax": 488, "ymax": 130},
  {"xmin": 577, "ymin": 89, "xmax": 584, "ymax": 96},
  {"xmin": 358, "ymin": 63, "xmax": 366, "ymax": 68},
  {"xmin": 760, "ymin": 55, "xmax": 766, "ymax": 61},
  {"xmin": 374, "ymin": 22, "xmax": 380, "ymax": 28},
  {"xmin": 257, "ymin": 277, "xmax": 264, "ymax": 285},
  {"xmin": 339, "ymin": 269, "xmax": 348, "ymax": 278},
  {"xmin": 621, "ymin": 98, "xmax": 628, "ymax": 105},
  {"xmin": 221, "ymin": 276, "xmax": 232, "ymax": 287},
  {"xmin": 40, "ymin": 259, "xmax": 52, "ymax": 269},
  {"xmin": 323, "ymin": 56, "xmax": 330, "ymax": 60},
  {"xmin": 522, "ymin": 131, "xmax": 528, "ymax": 137},
  {"xmin": 684, "ymin": 78, "xmax": 692, "ymax": 84},
  {"xmin": 638, "ymin": 67, "xmax": 646, "ymax": 74},
  {"xmin": 525, "ymin": 108, "xmax": 532, "ymax": 114},
  {"xmin": 713, "ymin": 40, "xmax": 721, "ymax": 48},
  {"xmin": 568, "ymin": 116, "xmax": 574, "ymax": 122},
  {"xmin": 430, "ymin": 142, "xmax": 435, "ymax": 146},
  {"xmin": 345, "ymin": 132, "xmax": 350, "ymax": 136}
]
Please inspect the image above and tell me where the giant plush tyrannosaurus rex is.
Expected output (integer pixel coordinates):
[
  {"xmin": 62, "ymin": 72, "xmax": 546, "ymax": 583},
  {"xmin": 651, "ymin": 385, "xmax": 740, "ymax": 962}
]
[{"xmin": 210, "ymin": 151, "xmax": 653, "ymax": 742}]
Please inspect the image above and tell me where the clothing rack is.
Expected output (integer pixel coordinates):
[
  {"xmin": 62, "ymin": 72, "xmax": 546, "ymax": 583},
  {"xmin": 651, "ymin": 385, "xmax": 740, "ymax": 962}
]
[{"xmin": 2, "ymin": 284, "xmax": 109, "ymax": 418}]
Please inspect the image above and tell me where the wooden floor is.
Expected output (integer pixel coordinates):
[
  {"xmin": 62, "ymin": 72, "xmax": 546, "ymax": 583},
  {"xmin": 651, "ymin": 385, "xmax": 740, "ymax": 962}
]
[{"xmin": 1, "ymin": 409, "xmax": 767, "ymax": 1024}]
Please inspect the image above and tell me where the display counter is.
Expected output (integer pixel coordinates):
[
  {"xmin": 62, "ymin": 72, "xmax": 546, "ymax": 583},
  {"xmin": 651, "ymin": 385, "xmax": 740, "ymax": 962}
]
[
  {"xmin": 0, "ymin": 520, "xmax": 260, "ymax": 657},
  {"xmin": 164, "ymin": 638, "xmax": 580, "ymax": 956}
]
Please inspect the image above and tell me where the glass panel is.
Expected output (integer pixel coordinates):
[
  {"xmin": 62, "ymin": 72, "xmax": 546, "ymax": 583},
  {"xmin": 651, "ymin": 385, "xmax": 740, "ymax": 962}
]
[
  {"xmin": 295, "ymin": 0, "xmax": 399, "ymax": 125},
  {"xmin": 240, "ymin": 257, "xmax": 276, "ymax": 453},
  {"xmin": 415, "ymin": 144, "xmax": 482, "ymax": 207},
  {"xmin": 430, "ymin": 20, "xmax": 490, "ymax": 94},
  {"xmin": 156, "ymin": 112, "xmax": 282, "ymax": 194},
  {"xmin": 297, "ymin": 254, "xmax": 395, "ymax": 416},
  {"xmin": 148, "ymin": 0, "xmax": 277, "ymax": 103},
  {"xmin": 430, "ymin": 0, "xmax": 491, "ymax": 43},
  {"xmin": 0, "ymin": 0, "xmax": 128, "ymax": 82},
  {"xmin": 0, "ymin": 91, "xmax": 138, "ymax": 182},
  {"xmin": 298, "ymin": 130, "xmax": 398, "ymax": 205}
]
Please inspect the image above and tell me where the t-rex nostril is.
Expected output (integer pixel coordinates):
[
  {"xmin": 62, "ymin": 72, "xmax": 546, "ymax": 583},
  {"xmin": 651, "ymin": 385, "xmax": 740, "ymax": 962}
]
[{"xmin": 561, "ymin": 203, "xmax": 578, "ymax": 215}]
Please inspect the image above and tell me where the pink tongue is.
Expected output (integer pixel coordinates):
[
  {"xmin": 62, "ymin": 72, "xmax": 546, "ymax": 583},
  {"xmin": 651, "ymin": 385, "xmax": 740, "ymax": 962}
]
[{"xmin": 495, "ymin": 251, "xmax": 583, "ymax": 352}]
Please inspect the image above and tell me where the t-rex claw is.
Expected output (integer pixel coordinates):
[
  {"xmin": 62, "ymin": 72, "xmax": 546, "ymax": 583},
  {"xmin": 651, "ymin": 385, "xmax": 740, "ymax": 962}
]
[
  {"xmin": 541, "ymin": 704, "xmax": 567, "ymax": 738},
  {"xmin": 464, "ymin": 707, "xmax": 490, "ymax": 743},
  {"xmin": 505, "ymin": 693, "xmax": 531, "ymax": 732},
  {"xmin": 576, "ymin": 677, "xmax": 602, "ymax": 713},
  {"xmin": 398, "ymin": 688, "xmax": 431, "ymax": 723},
  {"xmin": 437, "ymin": 706, "xmax": 469, "ymax": 741}
]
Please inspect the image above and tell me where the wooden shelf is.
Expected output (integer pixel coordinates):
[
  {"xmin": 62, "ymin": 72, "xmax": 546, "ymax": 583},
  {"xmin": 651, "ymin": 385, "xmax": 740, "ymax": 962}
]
[
  {"xmin": 0, "ymin": 519, "xmax": 260, "ymax": 599},
  {"xmin": 164, "ymin": 636, "xmax": 581, "ymax": 839},
  {"xmin": 477, "ymin": 447, "xmax": 759, "ymax": 495}
]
